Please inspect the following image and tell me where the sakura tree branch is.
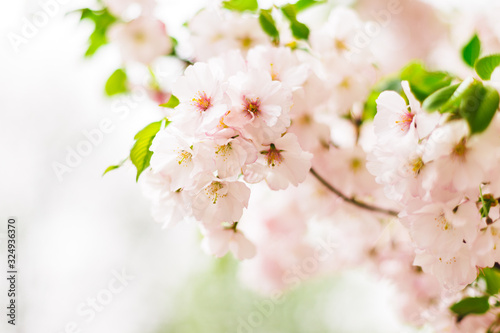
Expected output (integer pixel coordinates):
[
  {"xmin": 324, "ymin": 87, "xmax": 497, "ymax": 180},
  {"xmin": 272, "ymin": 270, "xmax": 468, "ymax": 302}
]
[{"xmin": 310, "ymin": 168, "xmax": 399, "ymax": 217}]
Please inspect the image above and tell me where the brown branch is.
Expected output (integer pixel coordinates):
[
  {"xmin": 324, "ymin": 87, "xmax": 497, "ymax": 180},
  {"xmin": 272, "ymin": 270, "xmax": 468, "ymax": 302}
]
[{"xmin": 310, "ymin": 168, "xmax": 399, "ymax": 217}]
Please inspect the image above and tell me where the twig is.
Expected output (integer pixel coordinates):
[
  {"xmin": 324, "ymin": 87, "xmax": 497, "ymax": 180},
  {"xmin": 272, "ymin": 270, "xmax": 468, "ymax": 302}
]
[{"xmin": 310, "ymin": 168, "xmax": 399, "ymax": 217}]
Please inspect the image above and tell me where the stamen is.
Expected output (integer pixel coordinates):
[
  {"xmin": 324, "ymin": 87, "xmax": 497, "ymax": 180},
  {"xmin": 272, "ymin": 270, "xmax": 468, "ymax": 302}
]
[
  {"xmin": 192, "ymin": 91, "xmax": 212, "ymax": 112},
  {"xmin": 177, "ymin": 150, "xmax": 192, "ymax": 165},
  {"xmin": 243, "ymin": 97, "xmax": 261, "ymax": 119},
  {"xmin": 261, "ymin": 143, "xmax": 284, "ymax": 167},
  {"xmin": 395, "ymin": 111, "xmax": 414, "ymax": 132},
  {"xmin": 204, "ymin": 181, "xmax": 227, "ymax": 204}
]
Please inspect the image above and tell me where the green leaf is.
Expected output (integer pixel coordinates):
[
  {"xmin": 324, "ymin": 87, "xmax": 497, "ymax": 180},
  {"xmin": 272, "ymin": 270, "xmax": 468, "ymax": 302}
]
[
  {"xmin": 294, "ymin": 0, "xmax": 326, "ymax": 12},
  {"xmin": 450, "ymin": 296, "xmax": 490, "ymax": 320},
  {"xmin": 102, "ymin": 158, "xmax": 127, "ymax": 176},
  {"xmin": 475, "ymin": 54, "xmax": 500, "ymax": 80},
  {"xmin": 159, "ymin": 95, "xmax": 180, "ymax": 108},
  {"xmin": 281, "ymin": 4, "xmax": 310, "ymax": 40},
  {"xmin": 481, "ymin": 267, "xmax": 500, "ymax": 295},
  {"xmin": 222, "ymin": 0, "xmax": 258, "ymax": 12},
  {"xmin": 462, "ymin": 34, "xmax": 481, "ymax": 68},
  {"xmin": 130, "ymin": 120, "xmax": 169, "ymax": 181},
  {"xmin": 259, "ymin": 9, "xmax": 280, "ymax": 43},
  {"xmin": 290, "ymin": 20, "xmax": 310, "ymax": 40},
  {"xmin": 105, "ymin": 69, "xmax": 128, "ymax": 96},
  {"xmin": 422, "ymin": 84, "xmax": 460, "ymax": 112},
  {"xmin": 400, "ymin": 62, "xmax": 453, "ymax": 102},
  {"xmin": 459, "ymin": 82, "xmax": 499, "ymax": 134},
  {"xmin": 78, "ymin": 8, "xmax": 117, "ymax": 57}
]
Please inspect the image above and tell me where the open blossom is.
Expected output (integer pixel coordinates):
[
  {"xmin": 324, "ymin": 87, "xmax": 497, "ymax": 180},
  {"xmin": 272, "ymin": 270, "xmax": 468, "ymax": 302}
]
[
  {"xmin": 309, "ymin": 6, "xmax": 367, "ymax": 59},
  {"xmin": 191, "ymin": 178, "xmax": 251, "ymax": 225},
  {"xmin": 188, "ymin": 8, "xmax": 269, "ymax": 61},
  {"xmin": 413, "ymin": 246, "xmax": 477, "ymax": 292},
  {"xmin": 246, "ymin": 46, "xmax": 309, "ymax": 90},
  {"xmin": 109, "ymin": 16, "xmax": 172, "ymax": 64},
  {"xmin": 400, "ymin": 198, "xmax": 481, "ymax": 256},
  {"xmin": 288, "ymin": 74, "xmax": 331, "ymax": 152},
  {"xmin": 140, "ymin": 170, "xmax": 193, "ymax": 228},
  {"xmin": 149, "ymin": 128, "xmax": 204, "ymax": 191},
  {"xmin": 225, "ymin": 70, "xmax": 293, "ymax": 144},
  {"xmin": 171, "ymin": 62, "xmax": 229, "ymax": 137},
  {"xmin": 400, "ymin": 197, "xmax": 482, "ymax": 290},
  {"xmin": 367, "ymin": 135, "xmax": 428, "ymax": 202},
  {"xmin": 201, "ymin": 224, "xmax": 256, "ymax": 260},
  {"xmin": 314, "ymin": 145, "xmax": 379, "ymax": 197},
  {"xmin": 423, "ymin": 119, "xmax": 498, "ymax": 193},
  {"xmin": 472, "ymin": 224, "xmax": 500, "ymax": 268},
  {"xmin": 244, "ymin": 133, "xmax": 312, "ymax": 190},
  {"xmin": 196, "ymin": 136, "xmax": 258, "ymax": 180},
  {"xmin": 373, "ymin": 81, "xmax": 440, "ymax": 146}
]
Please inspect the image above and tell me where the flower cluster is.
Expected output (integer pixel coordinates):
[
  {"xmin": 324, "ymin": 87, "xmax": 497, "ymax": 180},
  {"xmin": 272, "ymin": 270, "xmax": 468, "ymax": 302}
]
[
  {"xmin": 81, "ymin": 0, "xmax": 500, "ymax": 330},
  {"xmin": 145, "ymin": 48, "xmax": 313, "ymax": 259},
  {"xmin": 368, "ymin": 80, "xmax": 500, "ymax": 292}
]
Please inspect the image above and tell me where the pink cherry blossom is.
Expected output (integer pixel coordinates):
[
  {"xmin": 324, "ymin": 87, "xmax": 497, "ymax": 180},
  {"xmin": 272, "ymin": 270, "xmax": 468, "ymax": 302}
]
[
  {"xmin": 191, "ymin": 178, "xmax": 250, "ymax": 225},
  {"xmin": 109, "ymin": 16, "xmax": 172, "ymax": 64},
  {"xmin": 244, "ymin": 133, "xmax": 312, "ymax": 190}
]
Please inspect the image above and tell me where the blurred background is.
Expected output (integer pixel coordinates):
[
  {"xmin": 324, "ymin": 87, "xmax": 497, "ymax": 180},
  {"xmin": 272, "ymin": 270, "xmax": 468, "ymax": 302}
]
[{"xmin": 1, "ymin": 0, "xmax": 483, "ymax": 332}]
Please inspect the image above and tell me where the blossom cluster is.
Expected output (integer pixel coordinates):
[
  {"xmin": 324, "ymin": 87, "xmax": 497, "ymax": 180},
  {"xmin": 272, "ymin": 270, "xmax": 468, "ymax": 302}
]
[
  {"xmin": 368, "ymin": 80, "xmax": 500, "ymax": 291},
  {"xmin": 144, "ymin": 48, "xmax": 313, "ymax": 259},
  {"xmin": 80, "ymin": 0, "xmax": 500, "ymax": 330}
]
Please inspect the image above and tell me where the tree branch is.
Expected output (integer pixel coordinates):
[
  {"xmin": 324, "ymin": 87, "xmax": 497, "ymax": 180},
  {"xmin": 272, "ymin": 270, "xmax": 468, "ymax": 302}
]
[{"xmin": 310, "ymin": 168, "xmax": 399, "ymax": 217}]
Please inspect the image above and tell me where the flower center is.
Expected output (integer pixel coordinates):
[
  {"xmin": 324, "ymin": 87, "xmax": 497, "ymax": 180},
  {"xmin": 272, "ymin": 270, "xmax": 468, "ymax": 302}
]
[
  {"xmin": 239, "ymin": 36, "xmax": 253, "ymax": 49},
  {"xmin": 177, "ymin": 150, "xmax": 192, "ymax": 165},
  {"xmin": 270, "ymin": 64, "xmax": 279, "ymax": 81},
  {"xmin": 134, "ymin": 31, "xmax": 146, "ymax": 43},
  {"xmin": 395, "ymin": 110, "xmax": 414, "ymax": 132},
  {"xmin": 339, "ymin": 77, "xmax": 350, "ymax": 89},
  {"xmin": 216, "ymin": 143, "xmax": 232, "ymax": 159},
  {"xmin": 350, "ymin": 158, "xmax": 362, "ymax": 172},
  {"xmin": 192, "ymin": 91, "xmax": 212, "ymax": 112},
  {"xmin": 243, "ymin": 97, "xmax": 261, "ymax": 119},
  {"xmin": 335, "ymin": 39, "xmax": 349, "ymax": 52},
  {"xmin": 262, "ymin": 143, "xmax": 284, "ymax": 167},
  {"xmin": 452, "ymin": 137, "xmax": 467, "ymax": 161},
  {"xmin": 435, "ymin": 213, "xmax": 452, "ymax": 231},
  {"xmin": 410, "ymin": 156, "xmax": 424, "ymax": 176},
  {"xmin": 205, "ymin": 181, "xmax": 227, "ymax": 204}
]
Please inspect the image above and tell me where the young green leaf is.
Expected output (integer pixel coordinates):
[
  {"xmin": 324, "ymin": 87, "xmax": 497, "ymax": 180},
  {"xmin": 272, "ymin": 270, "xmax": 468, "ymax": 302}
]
[
  {"xmin": 459, "ymin": 82, "xmax": 499, "ymax": 134},
  {"xmin": 422, "ymin": 83, "xmax": 460, "ymax": 112},
  {"xmin": 105, "ymin": 69, "xmax": 128, "ymax": 96},
  {"xmin": 450, "ymin": 296, "xmax": 490, "ymax": 321},
  {"xmin": 102, "ymin": 158, "xmax": 127, "ymax": 176},
  {"xmin": 222, "ymin": 0, "xmax": 258, "ymax": 12},
  {"xmin": 281, "ymin": 4, "xmax": 310, "ymax": 40},
  {"xmin": 290, "ymin": 20, "xmax": 310, "ymax": 40},
  {"xmin": 481, "ymin": 267, "xmax": 500, "ymax": 296},
  {"xmin": 294, "ymin": 0, "xmax": 326, "ymax": 12},
  {"xmin": 130, "ymin": 119, "xmax": 169, "ymax": 181},
  {"xmin": 159, "ymin": 95, "xmax": 180, "ymax": 108},
  {"xmin": 400, "ymin": 62, "xmax": 453, "ymax": 102},
  {"xmin": 475, "ymin": 54, "xmax": 500, "ymax": 80},
  {"xmin": 259, "ymin": 9, "xmax": 280, "ymax": 44},
  {"xmin": 462, "ymin": 34, "xmax": 481, "ymax": 68},
  {"xmin": 78, "ymin": 8, "xmax": 117, "ymax": 57}
]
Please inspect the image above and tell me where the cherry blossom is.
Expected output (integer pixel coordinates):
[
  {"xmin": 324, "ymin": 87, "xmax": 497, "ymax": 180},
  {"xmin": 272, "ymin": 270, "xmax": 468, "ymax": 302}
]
[{"xmin": 109, "ymin": 16, "xmax": 172, "ymax": 64}]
